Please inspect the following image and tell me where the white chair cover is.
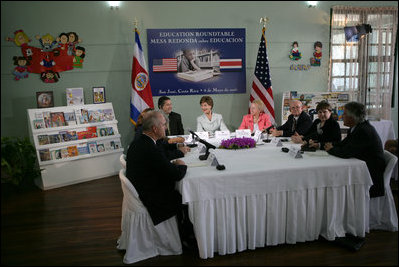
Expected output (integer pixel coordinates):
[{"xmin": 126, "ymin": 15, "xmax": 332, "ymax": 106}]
[
  {"xmin": 369, "ymin": 150, "xmax": 398, "ymax": 231},
  {"xmin": 117, "ymin": 169, "xmax": 182, "ymax": 264},
  {"xmin": 120, "ymin": 154, "xmax": 126, "ymax": 169}
]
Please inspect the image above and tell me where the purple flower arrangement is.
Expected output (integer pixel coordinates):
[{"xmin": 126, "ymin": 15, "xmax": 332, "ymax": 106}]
[{"xmin": 219, "ymin": 137, "xmax": 256, "ymax": 150}]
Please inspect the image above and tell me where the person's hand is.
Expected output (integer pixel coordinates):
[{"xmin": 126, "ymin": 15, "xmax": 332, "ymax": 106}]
[
  {"xmin": 168, "ymin": 137, "xmax": 185, "ymax": 144},
  {"xmin": 173, "ymin": 159, "xmax": 185, "ymax": 165},
  {"xmin": 308, "ymin": 139, "xmax": 320, "ymax": 149},
  {"xmin": 270, "ymin": 128, "xmax": 282, "ymax": 137},
  {"xmin": 324, "ymin": 142, "xmax": 333, "ymax": 151},
  {"xmin": 291, "ymin": 135, "xmax": 302, "ymax": 143},
  {"xmin": 178, "ymin": 145, "xmax": 191, "ymax": 154}
]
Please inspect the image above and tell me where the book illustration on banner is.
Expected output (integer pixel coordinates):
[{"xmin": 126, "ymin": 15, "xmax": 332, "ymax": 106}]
[
  {"xmin": 36, "ymin": 91, "xmax": 54, "ymax": 108},
  {"xmin": 66, "ymin": 87, "xmax": 84, "ymax": 106},
  {"xmin": 50, "ymin": 112, "xmax": 66, "ymax": 127},
  {"xmin": 177, "ymin": 70, "xmax": 214, "ymax": 82}
]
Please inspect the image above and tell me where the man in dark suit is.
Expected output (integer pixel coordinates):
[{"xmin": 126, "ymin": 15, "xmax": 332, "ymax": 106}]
[
  {"xmin": 158, "ymin": 96, "xmax": 184, "ymax": 136},
  {"xmin": 126, "ymin": 110, "xmax": 187, "ymax": 225},
  {"xmin": 325, "ymin": 102, "xmax": 385, "ymax": 198},
  {"xmin": 271, "ymin": 100, "xmax": 312, "ymax": 137}
]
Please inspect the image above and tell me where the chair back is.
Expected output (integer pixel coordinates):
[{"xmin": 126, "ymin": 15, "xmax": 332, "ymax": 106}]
[
  {"xmin": 119, "ymin": 169, "xmax": 147, "ymax": 213},
  {"xmin": 120, "ymin": 154, "xmax": 127, "ymax": 169},
  {"xmin": 383, "ymin": 150, "xmax": 398, "ymax": 189}
]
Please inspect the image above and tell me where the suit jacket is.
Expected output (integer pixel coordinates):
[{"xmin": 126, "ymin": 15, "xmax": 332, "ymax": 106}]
[
  {"xmin": 277, "ymin": 111, "xmax": 312, "ymax": 137},
  {"xmin": 238, "ymin": 113, "xmax": 272, "ymax": 132},
  {"xmin": 303, "ymin": 116, "xmax": 342, "ymax": 149},
  {"xmin": 167, "ymin": 111, "xmax": 184, "ymax": 136},
  {"xmin": 327, "ymin": 120, "xmax": 385, "ymax": 198},
  {"xmin": 134, "ymin": 125, "xmax": 184, "ymax": 160},
  {"xmin": 196, "ymin": 113, "xmax": 228, "ymax": 133},
  {"xmin": 126, "ymin": 134, "xmax": 187, "ymax": 225}
]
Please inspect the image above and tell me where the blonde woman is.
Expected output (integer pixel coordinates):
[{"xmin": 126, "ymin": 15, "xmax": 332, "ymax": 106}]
[{"xmin": 238, "ymin": 99, "xmax": 272, "ymax": 133}]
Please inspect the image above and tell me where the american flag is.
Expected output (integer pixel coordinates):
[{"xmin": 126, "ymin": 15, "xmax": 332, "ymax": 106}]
[
  {"xmin": 153, "ymin": 58, "xmax": 177, "ymax": 72},
  {"xmin": 250, "ymin": 27, "xmax": 275, "ymax": 125},
  {"xmin": 219, "ymin": 59, "xmax": 242, "ymax": 70}
]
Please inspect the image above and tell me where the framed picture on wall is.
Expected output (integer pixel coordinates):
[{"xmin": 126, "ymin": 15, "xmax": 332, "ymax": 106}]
[
  {"xmin": 66, "ymin": 87, "xmax": 84, "ymax": 106},
  {"xmin": 93, "ymin": 86, "xmax": 105, "ymax": 104},
  {"xmin": 36, "ymin": 91, "xmax": 54, "ymax": 108}
]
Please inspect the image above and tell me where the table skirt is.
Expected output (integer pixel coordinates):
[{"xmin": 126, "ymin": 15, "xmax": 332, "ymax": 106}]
[{"xmin": 188, "ymin": 184, "xmax": 370, "ymax": 259}]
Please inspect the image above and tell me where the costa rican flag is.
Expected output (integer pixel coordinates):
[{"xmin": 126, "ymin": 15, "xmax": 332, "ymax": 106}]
[
  {"xmin": 219, "ymin": 59, "xmax": 242, "ymax": 70},
  {"xmin": 130, "ymin": 28, "xmax": 154, "ymax": 125},
  {"xmin": 249, "ymin": 27, "xmax": 275, "ymax": 125},
  {"xmin": 153, "ymin": 58, "xmax": 178, "ymax": 72}
]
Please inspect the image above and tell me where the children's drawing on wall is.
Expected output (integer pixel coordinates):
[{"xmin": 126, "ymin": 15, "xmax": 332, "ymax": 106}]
[
  {"xmin": 310, "ymin": 41, "xmax": 322, "ymax": 66},
  {"xmin": 12, "ymin": 56, "xmax": 31, "ymax": 80},
  {"xmin": 6, "ymin": 29, "xmax": 85, "ymax": 83},
  {"xmin": 289, "ymin": 41, "xmax": 302, "ymax": 60}
]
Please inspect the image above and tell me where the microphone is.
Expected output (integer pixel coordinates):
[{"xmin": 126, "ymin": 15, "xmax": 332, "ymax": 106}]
[
  {"xmin": 263, "ymin": 123, "xmax": 277, "ymax": 134},
  {"xmin": 188, "ymin": 129, "xmax": 216, "ymax": 160},
  {"xmin": 263, "ymin": 123, "xmax": 277, "ymax": 143}
]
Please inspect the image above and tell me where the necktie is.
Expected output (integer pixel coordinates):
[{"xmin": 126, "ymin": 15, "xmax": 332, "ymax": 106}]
[{"xmin": 292, "ymin": 118, "xmax": 297, "ymax": 132}]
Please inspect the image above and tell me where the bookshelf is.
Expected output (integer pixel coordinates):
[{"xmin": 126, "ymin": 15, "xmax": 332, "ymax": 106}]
[{"xmin": 27, "ymin": 103, "xmax": 123, "ymax": 190}]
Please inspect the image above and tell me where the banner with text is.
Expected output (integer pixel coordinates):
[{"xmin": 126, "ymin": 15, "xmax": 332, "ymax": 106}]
[{"xmin": 147, "ymin": 28, "xmax": 246, "ymax": 96}]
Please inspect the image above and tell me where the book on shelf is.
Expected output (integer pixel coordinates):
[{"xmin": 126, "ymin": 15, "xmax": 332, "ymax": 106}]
[
  {"xmin": 110, "ymin": 140, "xmax": 121, "ymax": 150},
  {"xmin": 39, "ymin": 149, "xmax": 51, "ymax": 161},
  {"xmin": 66, "ymin": 130, "xmax": 78, "ymax": 141},
  {"xmin": 48, "ymin": 133, "xmax": 62, "ymax": 144},
  {"xmin": 77, "ymin": 143, "xmax": 89, "ymax": 155},
  {"xmin": 88, "ymin": 141, "xmax": 97, "ymax": 153},
  {"xmin": 104, "ymin": 141, "xmax": 112, "ymax": 151},
  {"xmin": 87, "ymin": 126, "xmax": 97, "ymax": 138},
  {"xmin": 33, "ymin": 119, "xmax": 45, "ymax": 129},
  {"xmin": 67, "ymin": 145, "xmax": 79, "ymax": 157},
  {"xmin": 96, "ymin": 142, "xmax": 105, "ymax": 152},
  {"xmin": 66, "ymin": 87, "xmax": 84, "ymax": 106},
  {"xmin": 80, "ymin": 109, "xmax": 89, "ymax": 124},
  {"xmin": 103, "ymin": 109, "xmax": 114, "ymax": 121},
  {"xmin": 64, "ymin": 112, "xmax": 77, "ymax": 126},
  {"xmin": 38, "ymin": 134, "xmax": 50, "ymax": 145},
  {"xmin": 88, "ymin": 110, "xmax": 104, "ymax": 123},
  {"xmin": 50, "ymin": 148, "xmax": 62, "ymax": 160},
  {"xmin": 60, "ymin": 148, "xmax": 69, "ymax": 158},
  {"xmin": 59, "ymin": 131, "xmax": 70, "ymax": 142},
  {"xmin": 50, "ymin": 112, "xmax": 66, "ymax": 127},
  {"xmin": 43, "ymin": 112, "xmax": 52, "ymax": 128}
]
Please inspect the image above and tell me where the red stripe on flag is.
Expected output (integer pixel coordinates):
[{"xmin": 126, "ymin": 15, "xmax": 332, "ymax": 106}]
[
  {"xmin": 220, "ymin": 61, "xmax": 242, "ymax": 66},
  {"xmin": 251, "ymin": 81, "xmax": 274, "ymax": 118}
]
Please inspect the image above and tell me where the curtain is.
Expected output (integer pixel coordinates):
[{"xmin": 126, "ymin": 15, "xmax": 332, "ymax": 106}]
[{"xmin": 329, "ymin": 6, "xmax": 397, "ymax": 120}]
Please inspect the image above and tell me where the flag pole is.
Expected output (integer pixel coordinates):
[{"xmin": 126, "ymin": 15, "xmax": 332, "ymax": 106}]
[
  {"xmin": 134, "ymin": 17, "xmax": 138, "ymax": 30},
  {"xmin": 259, "ymin": 17, "xmax": 269, "ymax": 47}
]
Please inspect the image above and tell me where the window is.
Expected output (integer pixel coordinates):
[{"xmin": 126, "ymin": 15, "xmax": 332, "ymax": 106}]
[{"xmin": 329, "ymin": 6, "xmax": 397, "ymax": 120}]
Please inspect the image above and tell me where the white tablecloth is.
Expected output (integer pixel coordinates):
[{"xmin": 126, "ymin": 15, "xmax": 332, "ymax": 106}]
[{"xmin": 178, "ymin": 141, "xmax": 373, "ymax": 259}]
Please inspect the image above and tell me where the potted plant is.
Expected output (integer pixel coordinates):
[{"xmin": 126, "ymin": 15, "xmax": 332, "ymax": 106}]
[{"xmin": 1, "ymin": 136, "xmax": 41, "ymax": 190}]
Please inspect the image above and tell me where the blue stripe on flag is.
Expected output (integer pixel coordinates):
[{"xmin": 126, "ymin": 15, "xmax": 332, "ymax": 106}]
[{"xmin": 130, "ymin": 102, "xmax": 141, "ymax": 125}]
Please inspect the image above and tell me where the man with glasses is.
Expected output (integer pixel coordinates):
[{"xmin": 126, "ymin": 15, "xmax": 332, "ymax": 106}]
[{"xmin": 270, "ymin": 100, "xmax": 312, "ymax": 137}]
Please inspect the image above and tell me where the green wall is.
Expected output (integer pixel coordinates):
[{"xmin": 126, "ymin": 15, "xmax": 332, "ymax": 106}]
[{"xmin": 1, "ymin": 1, "xmax": 398, "ymax": 151}]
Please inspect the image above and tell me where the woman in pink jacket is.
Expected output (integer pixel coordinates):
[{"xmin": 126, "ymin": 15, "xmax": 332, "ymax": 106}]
[{"xmin": 239, "ymin": 99, "xmax": 272, "ymax": 133}]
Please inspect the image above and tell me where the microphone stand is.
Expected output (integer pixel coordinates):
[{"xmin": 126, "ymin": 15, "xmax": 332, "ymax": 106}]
[{"xmin": 195, "ymin": 137, "xmax": 215, "ymax": 160}]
